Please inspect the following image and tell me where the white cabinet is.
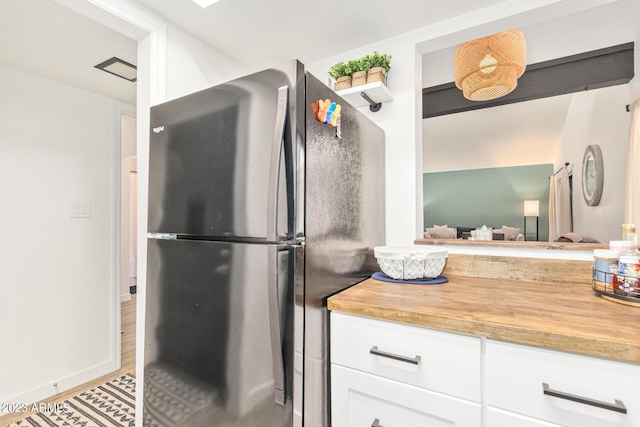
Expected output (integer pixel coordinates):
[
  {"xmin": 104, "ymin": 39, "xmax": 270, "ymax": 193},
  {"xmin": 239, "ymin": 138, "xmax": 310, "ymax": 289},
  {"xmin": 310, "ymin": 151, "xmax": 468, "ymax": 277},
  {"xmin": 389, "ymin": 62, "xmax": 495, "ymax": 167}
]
[
  {"xmin": 330, "ymin": 313, "xmax": 481, "ymax": 426},
  {"xmin": 488, "ymin": 407, "xmax": 564, "ymax": 426},
  {"xmin": 486, "ymin": 339, "xmax": 640, "ymax": 427},
  {"xmin": 331, "ymin": 313, "xmax": 640, "ymax": 427},
  {"xmin": 331, "ymin": 312, "xmax": 481, "ymax": 402},
  {"xmin": 332, "ymin": 365, "xmax": 480, "ymax": 427}
]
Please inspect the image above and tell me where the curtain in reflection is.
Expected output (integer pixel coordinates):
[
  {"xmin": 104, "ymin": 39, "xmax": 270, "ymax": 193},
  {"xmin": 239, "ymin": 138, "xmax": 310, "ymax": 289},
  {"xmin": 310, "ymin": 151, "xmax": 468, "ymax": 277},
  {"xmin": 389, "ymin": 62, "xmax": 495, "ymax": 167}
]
[
  {"xmin": 549, "ymin": 165, "xmax": 572, "ymax": 242},
  {"xmin": 549, "ymin": 177, "xmax": 557, "ymax": 242},
  {"xmin": 625, "ymin": 99, "xmax": 640, "ymax": 231}
]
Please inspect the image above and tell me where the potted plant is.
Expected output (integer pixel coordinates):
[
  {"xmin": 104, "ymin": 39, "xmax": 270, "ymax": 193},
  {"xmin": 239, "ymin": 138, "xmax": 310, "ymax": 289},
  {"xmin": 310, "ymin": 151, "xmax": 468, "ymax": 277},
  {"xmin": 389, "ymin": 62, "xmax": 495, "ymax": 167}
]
[
  {"xmin": 328, "ymin": 61, "xmax": 353, "ymax": 91},
  {"xmin": 349, "ymin": 58, "xmax": 368, "ymax": 87},
  {"xmin": 366, "ymin": 51, "xmax": 391, "ymax": 85}
]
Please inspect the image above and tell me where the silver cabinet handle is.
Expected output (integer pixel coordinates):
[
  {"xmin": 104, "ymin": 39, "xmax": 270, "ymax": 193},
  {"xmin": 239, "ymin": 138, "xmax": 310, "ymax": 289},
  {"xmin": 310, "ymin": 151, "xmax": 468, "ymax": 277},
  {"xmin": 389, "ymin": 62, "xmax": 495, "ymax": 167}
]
[
  {"xmin": 267, "ymin": 85, "xmax": 289, "ymax": 242},
  {"xmin": 542, "ymin": 383, "xmax": 627, "ymax": 414},
  {"xmin": 370, "ymin": 346, "xmax": 421, "ymax": 365},
  {"xmin": 268, "ymin": 244, "xmax": 289, "ymax": 405},
  {"xmin": 371, "ymin": 418, "xmax": 383, "ymax": 427}
]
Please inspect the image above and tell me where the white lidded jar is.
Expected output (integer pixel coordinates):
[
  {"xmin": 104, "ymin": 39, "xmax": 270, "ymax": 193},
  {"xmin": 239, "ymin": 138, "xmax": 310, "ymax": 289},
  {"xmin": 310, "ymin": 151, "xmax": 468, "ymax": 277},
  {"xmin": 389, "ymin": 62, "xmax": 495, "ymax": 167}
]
[
  {"xmin": 618, "ymin": 255, "xmax": 639, "ymax": 276},
  {"xmin": 610, "ymin": 240, "xmax": 636, "ymax": 256}
]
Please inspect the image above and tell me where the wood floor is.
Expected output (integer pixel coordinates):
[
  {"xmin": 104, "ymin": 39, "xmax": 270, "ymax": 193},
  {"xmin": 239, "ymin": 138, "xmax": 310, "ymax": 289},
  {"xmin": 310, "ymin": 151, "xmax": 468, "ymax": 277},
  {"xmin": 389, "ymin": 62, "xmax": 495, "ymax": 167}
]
[{"xmin": 1, "ymin": 296, "xmax": 137, "ymax": 426}]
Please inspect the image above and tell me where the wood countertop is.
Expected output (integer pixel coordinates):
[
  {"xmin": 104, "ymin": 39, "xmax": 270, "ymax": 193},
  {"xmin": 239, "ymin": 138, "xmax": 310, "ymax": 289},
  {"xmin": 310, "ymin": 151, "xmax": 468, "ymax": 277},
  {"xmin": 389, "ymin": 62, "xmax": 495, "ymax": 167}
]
[{"xmin": 327, "ymin": 277, "xmax": 640, "ymax": 363}]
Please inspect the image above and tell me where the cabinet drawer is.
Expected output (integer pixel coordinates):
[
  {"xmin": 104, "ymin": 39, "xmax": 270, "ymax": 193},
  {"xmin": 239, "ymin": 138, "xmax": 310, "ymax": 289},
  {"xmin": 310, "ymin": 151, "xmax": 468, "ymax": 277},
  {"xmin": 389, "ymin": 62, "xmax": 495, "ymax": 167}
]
[
  {"xmin": 331, "ymin": 312, "xmax": 481, "ymax": 402},
  {"xmin": 331, "ymin": 364, "xmax": 480, "ymax": 427},
  {"xmin": 486, "ymin": 339, "xmax": 640, "ymax": 427},
  {"xmin": 488, "ymin": 407, "xmax": 563, "ymax": 426}
]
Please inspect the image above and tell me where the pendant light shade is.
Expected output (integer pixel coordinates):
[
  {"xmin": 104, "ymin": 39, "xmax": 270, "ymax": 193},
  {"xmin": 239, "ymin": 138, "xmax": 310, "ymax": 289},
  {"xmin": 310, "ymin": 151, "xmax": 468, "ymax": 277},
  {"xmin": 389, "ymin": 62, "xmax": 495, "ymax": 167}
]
[{"xmin": 454, "ymin": 29, "xmax": 526, "ymax": 101}]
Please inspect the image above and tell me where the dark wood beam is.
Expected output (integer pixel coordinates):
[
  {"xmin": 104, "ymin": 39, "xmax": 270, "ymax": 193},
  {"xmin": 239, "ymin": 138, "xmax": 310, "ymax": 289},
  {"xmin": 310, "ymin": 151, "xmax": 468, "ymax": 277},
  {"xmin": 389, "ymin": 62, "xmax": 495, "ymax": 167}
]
[{"xmin": 422, "ymin": 42, "xmax": 634, "ymax": 119}]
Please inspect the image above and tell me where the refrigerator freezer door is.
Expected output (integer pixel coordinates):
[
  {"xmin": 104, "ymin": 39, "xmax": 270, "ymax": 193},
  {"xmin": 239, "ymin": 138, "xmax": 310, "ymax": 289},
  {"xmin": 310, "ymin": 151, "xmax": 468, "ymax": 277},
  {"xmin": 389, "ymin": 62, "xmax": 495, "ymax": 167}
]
[
  {"xmin": 147, "ymin": 61, "xmax": 303, "ymax": 241},
  {"xmin": 144, "ymin": 238, "xmax": 295, "ymax": 426}
]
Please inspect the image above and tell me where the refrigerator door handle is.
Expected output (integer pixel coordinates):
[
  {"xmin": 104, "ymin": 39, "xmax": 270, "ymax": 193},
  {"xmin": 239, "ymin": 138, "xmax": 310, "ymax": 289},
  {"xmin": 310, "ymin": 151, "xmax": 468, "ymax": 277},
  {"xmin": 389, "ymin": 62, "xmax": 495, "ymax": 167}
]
[
  {"xmin": 267, "ymin": 85, "xmax": 289, "ymax": 242},
  {"xmin": 268, "ymin": 244, "xmax": 288, "ymax": 405}
]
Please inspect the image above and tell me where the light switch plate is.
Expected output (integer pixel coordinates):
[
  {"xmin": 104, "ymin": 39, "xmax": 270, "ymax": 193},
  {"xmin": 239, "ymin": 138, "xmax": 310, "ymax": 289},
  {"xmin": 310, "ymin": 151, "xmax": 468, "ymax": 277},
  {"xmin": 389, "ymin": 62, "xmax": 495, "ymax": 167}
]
[{"xmin": 69, "ymin": 200, "xmax": 91, "ymax": 218}]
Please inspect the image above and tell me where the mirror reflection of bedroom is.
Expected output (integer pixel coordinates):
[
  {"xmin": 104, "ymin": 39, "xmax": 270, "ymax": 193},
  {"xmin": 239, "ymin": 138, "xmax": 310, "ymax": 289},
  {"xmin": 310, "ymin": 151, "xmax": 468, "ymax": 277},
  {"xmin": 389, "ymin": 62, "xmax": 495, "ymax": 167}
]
[{"xmin": 420, "ymin": 5, "xmax": 634, "ymax": 245}]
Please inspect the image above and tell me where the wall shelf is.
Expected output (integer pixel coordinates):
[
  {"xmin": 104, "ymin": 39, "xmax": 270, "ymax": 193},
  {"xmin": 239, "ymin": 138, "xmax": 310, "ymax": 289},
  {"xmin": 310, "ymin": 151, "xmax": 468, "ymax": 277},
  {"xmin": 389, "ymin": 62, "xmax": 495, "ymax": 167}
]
[{"xmin": 336, "ymin": 81, "xmax": 393, "ymax": 112}]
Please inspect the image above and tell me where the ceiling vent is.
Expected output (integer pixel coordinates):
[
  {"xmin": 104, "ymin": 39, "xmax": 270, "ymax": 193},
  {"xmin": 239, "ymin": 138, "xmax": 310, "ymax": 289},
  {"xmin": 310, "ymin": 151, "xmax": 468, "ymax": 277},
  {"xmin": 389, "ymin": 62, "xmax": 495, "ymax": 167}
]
[
  {"xmin": 95, "ymin": 57, "xmax": 137, "ymax": 82},
  {"xmin": 192, "ymin": 0, "xmax": 221, "ymax": 7}
]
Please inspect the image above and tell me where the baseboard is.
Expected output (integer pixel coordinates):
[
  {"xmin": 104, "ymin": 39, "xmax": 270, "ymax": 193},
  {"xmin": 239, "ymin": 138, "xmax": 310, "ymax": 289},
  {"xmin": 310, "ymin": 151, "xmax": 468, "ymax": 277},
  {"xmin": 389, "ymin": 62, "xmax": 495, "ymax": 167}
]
[
  {"xmin": 120, "ymin": 293, "xmax": 132, "ymax": 302},
  {"xmin": 0, "ymin": 361, "xmax": 115, "ymax": 414}
]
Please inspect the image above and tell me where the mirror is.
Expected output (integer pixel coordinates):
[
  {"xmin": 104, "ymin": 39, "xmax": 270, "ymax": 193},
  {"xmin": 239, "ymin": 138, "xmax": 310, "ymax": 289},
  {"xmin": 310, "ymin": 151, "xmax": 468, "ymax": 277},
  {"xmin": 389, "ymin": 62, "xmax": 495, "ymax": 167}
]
[
  {"xmin": 422, "ymin": 0, "xmax": 638, "ymax": 247},
  {"xmin": 421, "ymin": 85, "xmax": 629, "ymax": 245},
  {"xmin": 419, "ymin": 3, "xmax": 634, "ymax": 247}
]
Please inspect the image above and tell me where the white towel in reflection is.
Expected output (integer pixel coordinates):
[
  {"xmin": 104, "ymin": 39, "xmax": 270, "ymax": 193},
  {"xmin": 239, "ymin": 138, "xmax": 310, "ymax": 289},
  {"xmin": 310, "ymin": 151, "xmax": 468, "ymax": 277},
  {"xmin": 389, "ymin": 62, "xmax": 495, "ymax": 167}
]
[{"xmin": 549, "ymin": 165, "xmax": 571, "ymax": 242}]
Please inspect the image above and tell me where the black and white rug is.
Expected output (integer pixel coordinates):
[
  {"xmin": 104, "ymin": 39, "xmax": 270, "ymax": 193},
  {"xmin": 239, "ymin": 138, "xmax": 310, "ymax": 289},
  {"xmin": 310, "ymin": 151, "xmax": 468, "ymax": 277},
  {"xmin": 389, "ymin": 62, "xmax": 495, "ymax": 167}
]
[{"xmin": 6, "ymin": 374, "xmax": 135, "ymax": 427}]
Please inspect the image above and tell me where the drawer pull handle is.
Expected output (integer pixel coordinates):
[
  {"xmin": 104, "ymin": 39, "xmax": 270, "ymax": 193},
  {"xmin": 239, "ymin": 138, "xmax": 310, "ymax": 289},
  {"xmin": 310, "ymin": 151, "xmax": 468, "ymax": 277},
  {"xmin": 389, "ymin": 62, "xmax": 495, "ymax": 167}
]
[
  {"xmin": 542, "ymin": 383, "xmax": 627, "ymax": 414},
  {"xmin": 371, "ymin": 418, "xmax": 383, "ymax": 427},
  {"xmin": 370, "ymin": 346, "xmax": 421, "ymax": 365}
]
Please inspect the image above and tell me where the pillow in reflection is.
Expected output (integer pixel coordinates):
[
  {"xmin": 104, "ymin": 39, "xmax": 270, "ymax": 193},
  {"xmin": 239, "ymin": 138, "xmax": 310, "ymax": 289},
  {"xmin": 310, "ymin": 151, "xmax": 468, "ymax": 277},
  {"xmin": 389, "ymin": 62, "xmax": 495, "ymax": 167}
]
[
  {"xmin": 426, "ymin": 224, "xmax": 457, "ymax": 239},
  {"xmin": 554, "ymin": 233, "xmax": 600, "ymax": 243},
  {"xmin": 502, "ymin": 225, "xmax": 521, "ymax": 241}
]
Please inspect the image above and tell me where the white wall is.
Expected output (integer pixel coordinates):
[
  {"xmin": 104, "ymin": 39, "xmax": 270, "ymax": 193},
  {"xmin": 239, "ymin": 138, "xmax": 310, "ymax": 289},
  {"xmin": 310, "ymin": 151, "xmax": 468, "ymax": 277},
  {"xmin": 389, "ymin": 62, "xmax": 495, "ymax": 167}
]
[
  {"xmin": 164, "ymin": 25, "xmax": 249, "ymax": 101},
  {"xmin": 307, "ymin": 38, "xmax": 424, "ymax": 245},
  {"xmin": 0, "ymin": 65, "xmax": 126, "ymax": 406},
  {"xmin": 634, "ymin": 0, "xmax": 640, "ymax": 100},
  {"xmin": 307, "ymin": 0, "xmax": 638, "ymax": 246},
  {"xmin": 556, "ymin": 85, "xmax": 631, "ymax": 242}
]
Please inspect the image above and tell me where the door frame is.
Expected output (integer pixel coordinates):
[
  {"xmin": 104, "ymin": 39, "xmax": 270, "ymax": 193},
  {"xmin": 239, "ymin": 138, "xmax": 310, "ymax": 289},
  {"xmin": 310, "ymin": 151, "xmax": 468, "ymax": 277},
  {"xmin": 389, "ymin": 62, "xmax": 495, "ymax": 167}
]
[{"xmin": 52, "ymin": 2, "xmax": 166, "ymax": 425}]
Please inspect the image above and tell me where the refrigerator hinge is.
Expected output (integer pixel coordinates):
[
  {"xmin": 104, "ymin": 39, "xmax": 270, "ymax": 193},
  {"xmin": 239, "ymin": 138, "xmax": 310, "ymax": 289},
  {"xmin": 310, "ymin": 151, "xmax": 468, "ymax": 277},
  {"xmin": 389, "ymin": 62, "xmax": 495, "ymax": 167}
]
[
  {"xmin": 147, "ymin": 233, "xmax": 177, "ymax": 240},
  {"xmin": 285, "ymin": 237, "xmax": 305, "ymax": 246}
]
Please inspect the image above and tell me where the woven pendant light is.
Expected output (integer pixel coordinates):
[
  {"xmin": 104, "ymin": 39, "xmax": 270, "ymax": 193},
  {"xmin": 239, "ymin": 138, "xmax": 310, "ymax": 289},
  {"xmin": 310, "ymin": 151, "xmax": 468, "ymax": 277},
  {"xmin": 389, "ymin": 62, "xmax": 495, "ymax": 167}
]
[{"xmin": 454, "ymin": 29, "xmax": 526, "ymax": 101}]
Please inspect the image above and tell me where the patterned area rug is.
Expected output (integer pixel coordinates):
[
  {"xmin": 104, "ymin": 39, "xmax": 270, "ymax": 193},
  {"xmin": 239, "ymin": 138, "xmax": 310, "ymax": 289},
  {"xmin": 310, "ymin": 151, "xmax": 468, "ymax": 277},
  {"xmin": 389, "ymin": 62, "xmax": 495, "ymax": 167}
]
[{"xmin": 5, "ymin": 374, "xmax": 135, "ymax": 427}]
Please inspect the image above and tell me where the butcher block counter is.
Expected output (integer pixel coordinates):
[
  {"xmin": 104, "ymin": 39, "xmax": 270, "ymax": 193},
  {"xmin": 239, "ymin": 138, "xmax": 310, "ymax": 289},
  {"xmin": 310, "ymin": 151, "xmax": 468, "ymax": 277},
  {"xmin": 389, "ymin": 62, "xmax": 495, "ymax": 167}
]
[{"xmin": 327, "ymin": 274, "xmax": 640, "ymax": 363}]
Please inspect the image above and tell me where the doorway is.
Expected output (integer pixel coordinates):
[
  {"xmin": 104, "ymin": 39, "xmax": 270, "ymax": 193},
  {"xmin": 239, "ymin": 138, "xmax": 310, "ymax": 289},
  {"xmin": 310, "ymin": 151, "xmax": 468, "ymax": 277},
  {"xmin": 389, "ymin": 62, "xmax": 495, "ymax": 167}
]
[{"xmin": 120, "ymin": 113, "xmax": 138, "ymax": 302}]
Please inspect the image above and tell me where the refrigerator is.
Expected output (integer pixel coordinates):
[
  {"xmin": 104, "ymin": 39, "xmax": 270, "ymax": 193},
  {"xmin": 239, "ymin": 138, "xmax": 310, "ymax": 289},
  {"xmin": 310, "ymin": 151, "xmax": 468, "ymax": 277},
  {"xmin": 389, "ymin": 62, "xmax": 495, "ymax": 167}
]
[{"xmin": 143, "ymin": 60, "xmax": 385, "ymax": 427}]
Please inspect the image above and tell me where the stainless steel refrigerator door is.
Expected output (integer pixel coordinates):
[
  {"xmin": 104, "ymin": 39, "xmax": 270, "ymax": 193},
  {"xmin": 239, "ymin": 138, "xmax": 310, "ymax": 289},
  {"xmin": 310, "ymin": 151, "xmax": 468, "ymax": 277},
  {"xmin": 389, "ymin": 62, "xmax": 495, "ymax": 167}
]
[
  {"xmin": 147, "ymin": 61, "xmax": 304, "ymax": 241},
  {"xmin": 303, "ymin": 74, "xmax": 386, "ymax": 427},
  {"xmin": 144, "ymin": 238, "xmax": 298, "ymax": 427}
]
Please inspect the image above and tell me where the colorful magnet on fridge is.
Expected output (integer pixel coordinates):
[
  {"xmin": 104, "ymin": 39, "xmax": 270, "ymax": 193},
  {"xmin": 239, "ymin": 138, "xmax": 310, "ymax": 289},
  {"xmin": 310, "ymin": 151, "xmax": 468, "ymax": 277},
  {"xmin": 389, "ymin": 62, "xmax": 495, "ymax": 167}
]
[
  {"xmin": 330, "ymin": 104, "xmax": 341, "ymax": 127},
  {"xmin": 317, "ymin": 99, "xmax": 330, "ymax": 123},
  {"xmin": 325, "ymin": 102, "xmax": 337, "ymax": 124}
]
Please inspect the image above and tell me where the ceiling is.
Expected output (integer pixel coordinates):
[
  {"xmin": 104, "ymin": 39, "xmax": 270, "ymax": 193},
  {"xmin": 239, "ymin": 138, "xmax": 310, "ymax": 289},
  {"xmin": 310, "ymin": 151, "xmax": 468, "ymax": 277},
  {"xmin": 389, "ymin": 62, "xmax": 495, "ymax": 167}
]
[
  {"xmin": 0, "ymin": 0, "xmax": 510, "ymax": 105},
  {"xmin": 131, "ymin": 0, "xmax": 507, "ymax": 70},
  {"xmin": 422, "ymin": 95, "xmax": 573, "ymax": 173},
  {"xmin": 0, "ymin": 0, "xmax": 138, "ymax": 104}
]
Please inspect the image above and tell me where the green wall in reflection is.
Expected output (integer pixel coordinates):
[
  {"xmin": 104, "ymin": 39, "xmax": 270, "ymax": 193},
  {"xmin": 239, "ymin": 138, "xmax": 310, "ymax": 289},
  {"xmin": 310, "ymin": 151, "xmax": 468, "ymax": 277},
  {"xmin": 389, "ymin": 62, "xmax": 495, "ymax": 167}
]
[{"xmin": 423, "ymin": 164, "xmax": 554, "ymax": 242}]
